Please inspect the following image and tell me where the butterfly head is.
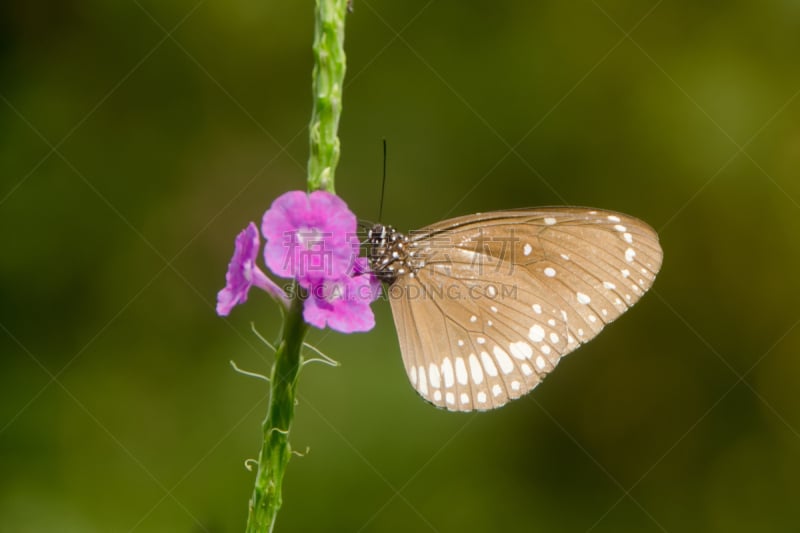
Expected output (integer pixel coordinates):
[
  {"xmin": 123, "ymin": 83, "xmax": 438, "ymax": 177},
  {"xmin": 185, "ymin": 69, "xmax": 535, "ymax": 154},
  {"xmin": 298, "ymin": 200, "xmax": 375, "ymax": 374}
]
[{"xmin": 366, "ymin": 224, "xmax": 414, "ymax": 284}]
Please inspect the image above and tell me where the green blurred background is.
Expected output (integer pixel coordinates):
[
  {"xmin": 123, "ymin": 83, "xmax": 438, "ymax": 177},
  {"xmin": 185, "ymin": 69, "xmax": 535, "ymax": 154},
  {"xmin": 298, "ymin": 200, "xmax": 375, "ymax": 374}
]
[{"xmin": 2, "ymin": 1, "xmax": 799, "ymax": 531}]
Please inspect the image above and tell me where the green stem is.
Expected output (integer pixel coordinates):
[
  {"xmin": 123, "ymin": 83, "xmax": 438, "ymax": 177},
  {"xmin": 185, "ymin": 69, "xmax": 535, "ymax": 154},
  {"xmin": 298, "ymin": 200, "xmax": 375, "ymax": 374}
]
[
  {"xmin": 245, "ymin": 2, "xmax": 349, "ymax": 531},
  {"xmin": 308, "ymin": 0, "xmax": 349, "ymax": 193},
  {"xmin": 246, "ymin": 293, "xmax": 308, "ymax": 533}
]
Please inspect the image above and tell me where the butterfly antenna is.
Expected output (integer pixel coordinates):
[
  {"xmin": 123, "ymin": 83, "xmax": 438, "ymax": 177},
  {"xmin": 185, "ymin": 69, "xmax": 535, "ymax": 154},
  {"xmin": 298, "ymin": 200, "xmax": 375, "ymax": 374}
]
[{"xmin": 378, "ymin": 138, "xmax": 387, "ymax": 223}]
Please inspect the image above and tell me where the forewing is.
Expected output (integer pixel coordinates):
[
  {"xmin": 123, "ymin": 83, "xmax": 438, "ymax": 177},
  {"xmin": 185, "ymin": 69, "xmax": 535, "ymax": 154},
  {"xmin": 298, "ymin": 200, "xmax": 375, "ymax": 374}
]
[{"xmin": 389, "ymin": 208, "xmax": 663, "ymax": 412}]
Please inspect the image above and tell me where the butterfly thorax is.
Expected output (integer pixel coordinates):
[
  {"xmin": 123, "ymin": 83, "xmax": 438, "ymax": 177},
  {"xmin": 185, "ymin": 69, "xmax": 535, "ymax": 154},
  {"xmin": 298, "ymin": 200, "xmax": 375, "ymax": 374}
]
[{"xmin": 366, "ymin": 224, "xmax": 422, "ymax": 284}]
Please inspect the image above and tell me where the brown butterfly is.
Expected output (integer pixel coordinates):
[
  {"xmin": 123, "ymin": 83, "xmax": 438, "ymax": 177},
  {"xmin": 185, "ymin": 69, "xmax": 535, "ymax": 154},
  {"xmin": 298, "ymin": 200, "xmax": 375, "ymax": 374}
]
[{"xmin": 367, "ymin": 208, "xmax": 663, "ymax": 412}]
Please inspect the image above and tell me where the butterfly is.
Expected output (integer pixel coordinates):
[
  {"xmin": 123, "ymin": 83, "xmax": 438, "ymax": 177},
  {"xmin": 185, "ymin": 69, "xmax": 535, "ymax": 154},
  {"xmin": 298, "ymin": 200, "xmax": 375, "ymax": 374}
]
[{"xmin": 366, "ymin": 208, "xmax": 663, "ymax": 412}]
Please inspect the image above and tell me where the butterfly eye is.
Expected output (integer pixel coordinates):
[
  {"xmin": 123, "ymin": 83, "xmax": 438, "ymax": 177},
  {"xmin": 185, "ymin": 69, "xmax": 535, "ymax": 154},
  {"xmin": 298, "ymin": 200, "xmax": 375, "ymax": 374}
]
[{"xmin": 367, "ymin": 208, "xmax": 663, "ymax": 412}]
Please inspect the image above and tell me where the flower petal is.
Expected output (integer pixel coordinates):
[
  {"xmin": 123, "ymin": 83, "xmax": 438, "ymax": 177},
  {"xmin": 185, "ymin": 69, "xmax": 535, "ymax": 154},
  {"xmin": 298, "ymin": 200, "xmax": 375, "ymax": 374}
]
[
  {"xmin": 262, "ymin": 190, "xmax": 358, "ymax": 281},
  {"xmin": 301, "ymin": 268, "xmax": 379, "ymax": 333},
  {"xmin": 216, "ymin": 222, "xmax": 260, "ymax": 316}
]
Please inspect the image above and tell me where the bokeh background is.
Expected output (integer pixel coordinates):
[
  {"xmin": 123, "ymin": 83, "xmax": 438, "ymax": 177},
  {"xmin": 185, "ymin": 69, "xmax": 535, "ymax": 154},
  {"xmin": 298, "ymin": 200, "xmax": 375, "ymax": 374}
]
[{"xmin": 2, "ymin": 1, "xmax": 799, "ymax": 531}]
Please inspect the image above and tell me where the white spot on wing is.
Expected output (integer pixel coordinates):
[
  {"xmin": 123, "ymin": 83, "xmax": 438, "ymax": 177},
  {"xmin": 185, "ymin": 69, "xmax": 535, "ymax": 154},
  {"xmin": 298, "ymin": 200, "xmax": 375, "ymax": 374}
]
[
  {"xmin": 541, "ymin": 345, "xmax": 551, "ymax": 355},
  {"xmin": 614, "ymin": 224, "xmax": 627, "ymax": 232},
  {"xmin": 608, "ymin": 215, "xmax": 621, "ymax": 222},
  {"xmin": 521, "ymin": 363, "xmax": 533, "ymax": 376},
  {"xmin": 442, "ymin": 357, "xmax": 455, "ymax": 388},
  {"xmin": 493, "ymin": 346, "xmax": 514, "ymax": 374},
  {"xmin": 509, "ymin": 341, "xmax": 533, "ymax": 360},
  {"xmin": 544, "ymin": 217, "xmax": 556, "ymax": 225},
  {"xmin": 535, "ymin": 355, "xmax": 546, "ymax": 369},
  {"xmin": 544, "ymin": 267, "xmax": 556, "ymax": 277},
  {"xmin": 418, "ymin": 367, "xmax": 428, "ymax": 395},
  {"xmin": 577, "ymin": 292, "xmax": 591, "ymax": 304},
  {"xmin": 455, "ymin": 357, "xmax": 468, "ymax": 385},
  {"xmin": 434, "ymin": 390, "xmax": 442, "ymax": 401},
  {"xmin": 523, "ymin": 243, "xmax": 532, "ymax": 256},
  {"xmin": 446, "ymin": 392, "xmax": 455, "ymax": 405},
  {"xmin": 623, "ymin": 232, "xmax": 633, "ymax": 243},
  {"xmin": 549, "ymin": 332, "xmax": 559, "ymax": 344},
  {"xmin": 470, "ymin": 315, "xmax": 477, "ymax": 323},
  {"xmin": 480, "ymin": 351, "xmax": 498, "ymax": 376},
  {"xmin": 477, "ymin": 391, "xmax": 487, "ymax": 403},
  {"xmin": 492, "ymin": 384, "xmax": 502, "ymax": 397},
  {"xmin": 429, "ymin": 363, "xmax": 440, "ymax": 389},
  {"xmin": 625, "ymin": 248, "xmax": 636, "ymax": 262},
  {"xmin": 511, "ymin": 381, "xmax": 521, "ymax": 391},
  {"xmin": 529, "ymin": 324, "xmax": 545, "ymax": 342},
  {"xmin": 469, "ymin": 354, "xmax": 484, "ymax": 384},
  {"xmin": 532, "ymin": 304, "xmax": 542, "ymax": 314},
  {"xmin": 460, "ymin": 392, "xmax": 469, "ymax": 405},
  {"xmin": 603, "ymin": 281, "xmax": 616, "ymax": 290},
  {"xmin": 410, "ymin": 366, "xmax": 417, "ymax": 385}
]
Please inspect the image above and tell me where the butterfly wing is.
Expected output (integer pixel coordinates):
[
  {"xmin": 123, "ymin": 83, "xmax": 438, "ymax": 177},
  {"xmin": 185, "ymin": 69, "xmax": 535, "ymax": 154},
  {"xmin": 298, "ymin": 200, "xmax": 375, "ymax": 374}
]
[{"xmin": 388, "ymin": 208, "xmax": 663, "ymax": 412}]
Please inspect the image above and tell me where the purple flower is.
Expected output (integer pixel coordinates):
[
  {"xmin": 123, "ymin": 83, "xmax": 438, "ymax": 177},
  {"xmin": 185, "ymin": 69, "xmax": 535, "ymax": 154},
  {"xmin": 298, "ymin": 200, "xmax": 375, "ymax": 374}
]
[
  {"xmin": 303, "ymin": 258, "xmax": 381, "ymax": 333},
  {"xmin": 216, "ymin": 222, "xmax": 289, "ymax": 316},
  {"xmin": 218, "ymin": 191, "xmax": 379, "ymax": 333},
  {"xmin": 261, "ymin": 190, "xmax": 359, "ymax": 287}
]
